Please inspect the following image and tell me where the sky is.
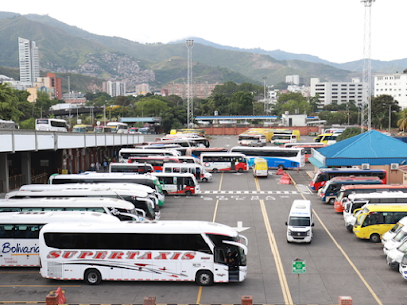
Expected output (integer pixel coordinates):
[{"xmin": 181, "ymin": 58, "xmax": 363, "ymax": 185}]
[{"xmin": 1, "ymin": 0, "xmax": 406, "ymax": 64}]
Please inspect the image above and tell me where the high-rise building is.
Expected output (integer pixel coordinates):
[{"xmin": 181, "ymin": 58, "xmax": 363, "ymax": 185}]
[
  {"xmin": 310, "ymin": 78, "xmax": 365, "ymax": 107},
  {"xmin": 374, "ymin": 70, "xmax": 407, "ymax": 109},
  {"xmin": 103, "ymin": 81, "xmax": 126, "ymax": 97},
  {"xmin": 18, "ymin": 37, "xmax": 40, "ymax": 83}
]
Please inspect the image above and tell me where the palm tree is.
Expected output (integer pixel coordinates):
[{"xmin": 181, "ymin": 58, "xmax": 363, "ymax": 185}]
[
  {"xmin": 0, "ymin": 83, "xmax": 21, "ymax": 121},
  {"xmin": 397, "ymin": 109, "xmax": 407, "ymax": 132}
]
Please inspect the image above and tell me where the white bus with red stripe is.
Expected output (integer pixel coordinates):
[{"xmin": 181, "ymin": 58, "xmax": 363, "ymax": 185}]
[
  {"xmin": 39, "ymin": 221, "xmax": 248, "ymax": 285},
  {"xmin": 0, "ymin": 211, "xmax": 119, "ymax": 267},
  {"xmin": 200, "ymin": 153, "xmax": 248, "ymax": 173}
]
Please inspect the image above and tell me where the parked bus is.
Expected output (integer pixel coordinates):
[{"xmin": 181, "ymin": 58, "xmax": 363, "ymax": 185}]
[
  {"xmin": 106, "ymin": 122, "xmax": 128, "ymax": 133},
  {"xmin": 39, "ymin": 220, "xmax": 248, "ymax": 285},
  {"xmin": 153, "ymin": 173, "xmax": 200, "ymax": 195},
  {"xmin": 314, "ymin": 133, "xmax": 338, "ymax": 145},
  {"xmin": 334, "ymin": 184, "xmax": 407, "ymax": 213},
  {"xmin": 353, "ymin": 204, "xmax": 407, "ymax": 243},
  {"xmin": 186, "ymin": 147, "xmax": 228, "ymax": 160},
  {"xmin": 94, "ymin": 126, "xmax": 113, "ymax": 133},
  {"xmin": 201, "ymin": 153, "xmax": 248, "ymax": 173},
  {"xmin": 252, "ymin": 158, "xmax": 268, "ymax": 178},
  {"xmin": 318, "ymin": 176, "xmax": 384, "ymax": 204},
  {"xmin": 139, "ymin": 139, "xmax": 196, "ymax": 148},
  {"xmin": 161, "ymin": 135, "xmax": 210, "ymax": 148},
  {"xmin": 270, "ymin": 129, "xmax": 300, "ymax": 140},
  {"xmin": 6, "ymin": 188, "xmax": 158, "ymax": 221},
  {"xmin": 48, "ymin": 172, "xmax": 165, "ymax": 206},
  {"xmin": 163, "ymin": 163, "xmax": 212, "ymax": 182},
  {"xmin": 35, "ymin": 118, "xmax": 68, "ymax": 132},
  {"xmin": 292, "ymin": 144, "xmax": 327, "ymax": 162},
  {"xmin": 382, "ymin": 216, "xmax": 407, "ymax": 246},
  {"xmin": 0, "ymin": 197, "xmax": 140, "ymax": 221},
  {"xmin": 72, "ymin": 124, "xmax": 94, "ymax": 133},
  {"xmin": 128, "ymin": 156, "xmax": 181, "ymax": 172},
  {"xmin": 0, "ymin": 119, "xmax": 18, "ymax": 130},
  {"xmin": 344, "ymin": 192, "xmax": 407, "ymax": 231},
  {"xmin": 18, "ymin": 183, "xmax": 161, "ymax": 212},
  {"xmin": 119, "ymin": 148, "xmax": 179, "ymax": 163},
  {"xmin": 237, "ymin": 133, "xmax": 266, "ymax": 147},
  {"xmin": 109, "ymin": 162, "xmax": 154, "ymax": 173},
  {"xmin": 270, "ymin": 134, "xmax": 297, "ymax": 145},
  {"xmin": 0, "ymin": 211, "xmax": 119, "ymax": 267},
  {"xmin": 310, "ymin": 168, "xmax": 388, "ymax": 191},
  {"xmin": 229, "ymin": 146, "xmax": 305, "ymax": 169},
  {"xmin": 48, "ymin": 172, "xmax": 164, "ymax": 206}
]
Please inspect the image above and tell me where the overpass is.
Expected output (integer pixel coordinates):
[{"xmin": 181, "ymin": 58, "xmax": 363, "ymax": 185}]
[{"xmin": 0, "ymin": 130, "xmax": 146, "ymax": 193}]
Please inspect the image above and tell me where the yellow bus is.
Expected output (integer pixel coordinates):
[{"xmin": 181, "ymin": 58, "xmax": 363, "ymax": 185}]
[
  {"xmin": 72, "ymin": 124, "xmax": 94, "ymax": 133},
  {"xmin": 353, "ymin": 205, "xmax": 407, "ymax": 243}
]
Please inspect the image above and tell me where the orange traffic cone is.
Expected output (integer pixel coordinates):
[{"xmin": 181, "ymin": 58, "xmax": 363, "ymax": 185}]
[
  {"xmin": 279, "ymin": 173, "xmax": 291, "ymax": 184},
  {"xmin": 276, "ymin": 168, "xmax": 284, "ymax": 175},
  {"xmin": 55, "ymin": 287, "xmax": 66, "ymax": 304}
]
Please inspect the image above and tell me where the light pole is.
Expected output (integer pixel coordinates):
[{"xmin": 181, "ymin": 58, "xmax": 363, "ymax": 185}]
[
  {"xmin": 263, "ymin": 76, "xmax": 267, "ymax": 114},
  {"xmin": 389, "ymin": 104, "xmax": 391, "ymax": 133}
]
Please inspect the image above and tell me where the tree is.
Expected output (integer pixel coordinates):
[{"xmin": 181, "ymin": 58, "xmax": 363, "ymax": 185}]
[
  {"xmin": 336, "ymin": 127, "xmax": 361, "ymax": 141},
  {"xmin": 398, "ymin": 109, "xmax": 407, "ymax": 132},
  {"xmin": 0, "ymin": 83, "xmax": 23, "ymax": 121},
  {"xmin": 371, "ymin": 95, "xmax": 400, "ymax": 130}
]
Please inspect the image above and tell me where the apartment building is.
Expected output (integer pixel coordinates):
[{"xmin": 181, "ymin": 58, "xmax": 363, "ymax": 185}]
[
  {"xmin": 310, "ymin": 78, "xmax": 364, "ymax": 106},
  {"xmin": 374, "ymin": 70, "xmax": 407, "ymax": 109},
  {"xmin": 103, "ymin": 81, "xmax": 126, "ymax": 97},
  {"xmin": 18, "ymin": 37, "xmax": 40, "ymax": 83}
]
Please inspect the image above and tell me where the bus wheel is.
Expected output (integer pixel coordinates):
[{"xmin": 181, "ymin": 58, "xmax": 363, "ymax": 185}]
[
  {"xmin": 277, "ymin": 164, "xmax": 284, "ymax": 170},
  {"xmin": 163, "ymin": 191, "xmax": 168, "ymax": 196},
  {"xmin": 185, "ymin": 190, "xmax": 192, "ymax": 196},
  {"xmin": 84, "ymin": 269, "xmax": 102, "ymax": 285},
  {"xmin": 370, "ymin": 233, "xmax": 380, "ymax": 243},
  {"xmin": 328, "ymin": 198, "xmax": 335, "ymax": 205},
  {"xmin": 202, "ymin": 178, "xmax": 208, "ymax": 182},
  {"xmin": 195, "ymin": 270, "xmax": 213, "ymax": 286},
  {"xmin": 213, "ymin": 168, "xmax": 218, "ymax": 173},
  {"xmin": 238, "ymin": 168, "xmax": 243, "ymax": 173}
]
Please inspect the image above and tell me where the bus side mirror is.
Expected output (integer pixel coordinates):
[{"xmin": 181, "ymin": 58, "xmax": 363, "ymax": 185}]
[
  {"xmin": 285, "ymin": 222, "xmax": 288, "ymax": 226},
  {"xmin": 312, "ymin": 223, "xmax": 315, "ymax": 227}
]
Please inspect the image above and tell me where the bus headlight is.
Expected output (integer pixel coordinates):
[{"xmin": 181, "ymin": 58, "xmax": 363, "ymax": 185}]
[{"xmin": 288, "ymin": 230, "xmax": 292, "ymax": 236}]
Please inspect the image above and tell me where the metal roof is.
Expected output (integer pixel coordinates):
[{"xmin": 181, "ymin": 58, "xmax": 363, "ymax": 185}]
[{"xmin": 310, "ymin": 130, "xmax": 407, "ymax": 168}]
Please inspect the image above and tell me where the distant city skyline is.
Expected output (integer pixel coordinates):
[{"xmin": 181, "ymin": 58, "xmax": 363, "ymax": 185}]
[{"xmin": 1, "ymin": 0, "xmax": 407, "ymax": 64}]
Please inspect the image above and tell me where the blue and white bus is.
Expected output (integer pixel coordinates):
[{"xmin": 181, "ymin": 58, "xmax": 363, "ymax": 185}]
[{"xmin": 229, "ymin": 146, "xmax": 305, "ymax": 170}]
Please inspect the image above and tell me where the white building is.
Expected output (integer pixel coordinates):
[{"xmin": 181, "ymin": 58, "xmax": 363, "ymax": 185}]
[
  {"xmin": 103, "ymin": 81, "xmax": 126, "ymax": 97},
  {"xmin": 286, "ymin": 75, "xmax": 300, "ymax": 85},
  {"xmin": 18, "ymin": 37, "xmax": 40, "ymax": 83},
  {"xmin": 310, "ymin": 78, "xmax": 364, "ymax": 107},
  {"xmin": 374, "ymin": 70, "xmax": 407, "ymax": 109}
]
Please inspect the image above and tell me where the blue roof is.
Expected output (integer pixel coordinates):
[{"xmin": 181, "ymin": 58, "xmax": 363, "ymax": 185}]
[{"xmin": 310, "ymin": 130, "xmax": 407, "ymax": 167}]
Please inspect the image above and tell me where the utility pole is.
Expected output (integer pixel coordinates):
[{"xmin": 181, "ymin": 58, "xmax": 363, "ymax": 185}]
[
  {"xmin": 186, "ymin": 39, "xmax": 194, "ymax": 128},
  {"xmin": 360, "ymin": 0, "xmax": 375, "ymax": 132}
]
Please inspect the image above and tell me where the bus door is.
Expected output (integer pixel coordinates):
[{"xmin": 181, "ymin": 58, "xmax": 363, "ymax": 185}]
[
  {"xmin": 231, "ymin": 158, "xmax": 236, "ymax": 171},
  {"xmin": 213, "ymin": 242, "xmax": 247, "ymax": 282}
]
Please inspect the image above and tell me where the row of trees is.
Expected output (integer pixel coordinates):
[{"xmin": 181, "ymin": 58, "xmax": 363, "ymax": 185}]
[{"xmin": 1, "ymin": 81, "xmax": 407, "ymax": 133}]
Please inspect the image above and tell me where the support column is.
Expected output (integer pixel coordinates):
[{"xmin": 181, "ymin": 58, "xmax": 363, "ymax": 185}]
[
  {"xmin": 0, "ymin": 153, "xmax": 9, "ymax": 193},
  {"xmin": 21, "ymin": 152, "xmax": 31, "ymax": 185}
]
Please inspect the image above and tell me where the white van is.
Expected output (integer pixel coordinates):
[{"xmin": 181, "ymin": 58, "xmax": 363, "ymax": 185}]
[
  {"xmin": 383, "ymin": 226, "xmax": 407, "ymax": 255},
  {"xmin": 163, "ymin": 163, "xmax": 212, "ymax": 182},
  {"xmin": 285, "ymin": 200, "xmax": 314, "ymax": 243},
  {"xmin": 382, "ymin": 216, "xmax": 407, "ymax": 245}
]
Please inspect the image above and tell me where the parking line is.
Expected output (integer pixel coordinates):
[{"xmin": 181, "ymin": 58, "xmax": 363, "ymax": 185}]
[{"xmin": 255, "ymin": 178, "xmax": 293, "ymax": 305}]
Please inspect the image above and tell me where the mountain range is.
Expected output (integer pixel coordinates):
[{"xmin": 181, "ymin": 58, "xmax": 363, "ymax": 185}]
[{"xmin": 0, "ymin": 11, "xmax": 406, "ymax": 94}]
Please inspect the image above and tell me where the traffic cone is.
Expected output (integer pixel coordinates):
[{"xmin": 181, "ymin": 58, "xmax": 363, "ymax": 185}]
[
  {"xmin": 276, "ymin": 168, "xmax": 284, "ymax": 175},
  {"xmin": 55, "ymin": 287, "xmax": 66, "ymax": 304},
  {"xmin": 279, "ymin": 173, "xmax": 291, "ymax": 184}
]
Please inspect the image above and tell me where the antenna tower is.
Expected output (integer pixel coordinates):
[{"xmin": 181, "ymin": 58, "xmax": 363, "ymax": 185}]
[
  {"xmin": 186, "ymin": 39, "xmax": 194, "ymax": 127},
  {"xmin": 360, "ymin": 0, "xmax": 375, "ymax": 132}
]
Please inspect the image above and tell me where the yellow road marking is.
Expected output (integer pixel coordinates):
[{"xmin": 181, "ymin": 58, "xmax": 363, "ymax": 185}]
[{"xmin": 255, "ymin": 178, "xmax": 293, "ymax": 305}]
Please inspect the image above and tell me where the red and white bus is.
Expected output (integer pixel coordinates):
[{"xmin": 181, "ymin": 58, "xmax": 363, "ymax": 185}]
[
  {"xmin": 201, "ymin": 153, "xmax": 248, "ymax": 173},
  {"xmin": 334, "ymin": 184, "xmax": 407, "ymax": 212},
  {"xmin": 310, "ymin": 168, "xmax": 388, "ymax": 191},
  {"xmin": 128, "ymin": 156, "xmax": 181, "ymax": 172},
  {"xmin": 39, "ymin": 220, "xmax": 248, "ymax": 285},
  {"xmin": 153, "ymin": 173, "xmax": 200, "ymax": 196}
]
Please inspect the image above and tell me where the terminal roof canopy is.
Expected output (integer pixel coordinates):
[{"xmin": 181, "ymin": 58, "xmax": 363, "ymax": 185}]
[{"xmin": 310, "ymin": 130, "xmax": 407, "ymax": 168}]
